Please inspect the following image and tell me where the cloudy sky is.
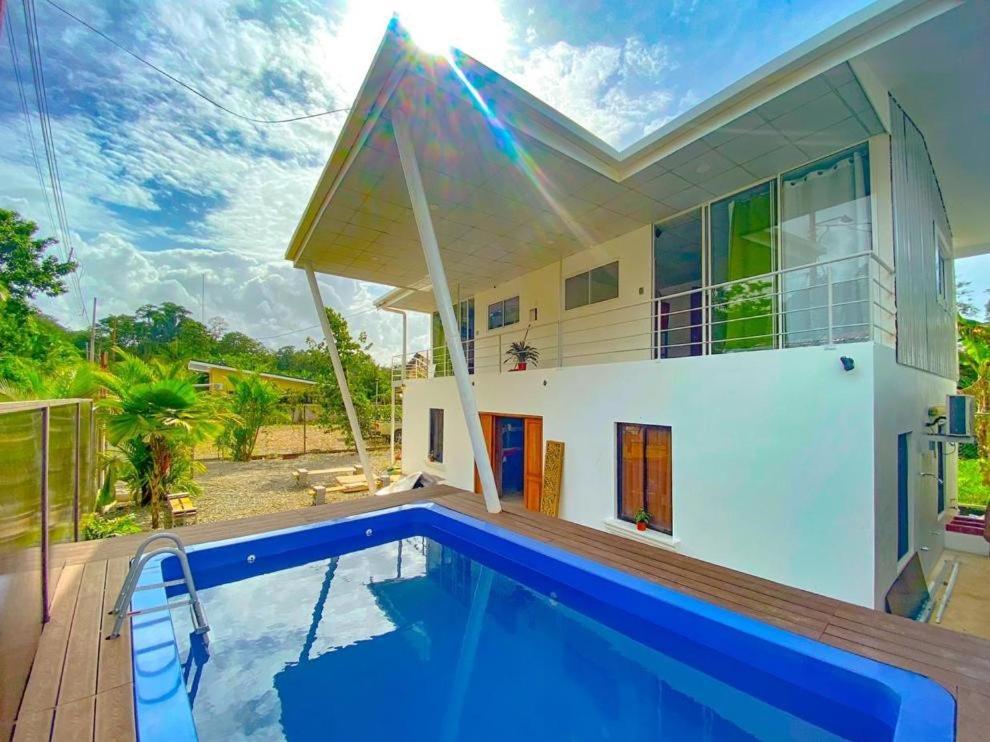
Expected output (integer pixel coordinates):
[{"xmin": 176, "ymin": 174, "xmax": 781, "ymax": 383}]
[{"xmin": 4, "ymin": 0, "xmax": 985, "ymax": 360}]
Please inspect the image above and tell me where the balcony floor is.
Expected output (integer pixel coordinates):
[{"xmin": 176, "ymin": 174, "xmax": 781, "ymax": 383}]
[{"xmin": 5, "ymin": 486, "xmax": 990, "ymax": 741}]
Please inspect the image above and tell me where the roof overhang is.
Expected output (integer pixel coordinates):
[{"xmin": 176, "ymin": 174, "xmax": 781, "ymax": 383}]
[
  {"xmin": 187, "ymin": 361, "xmax": 317, "ymax": 386},
  {"xmin": 287, "ymin": 0, "xmax": 982, "ymax": 313}
]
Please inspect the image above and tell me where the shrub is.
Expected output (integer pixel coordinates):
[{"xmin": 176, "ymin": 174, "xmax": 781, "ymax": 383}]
[
  {"xmin": 82, "ymin": 513, "xmax": 142, "ymax": 541},
  {"xmin": 217, "ymin": 375, "xmax": 282, "ymax": 460}
]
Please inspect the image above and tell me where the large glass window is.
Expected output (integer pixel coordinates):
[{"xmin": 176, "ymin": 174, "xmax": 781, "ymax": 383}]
[
  {"xmin": 565, "ymin": 261, "xmax": 619, "ymax": 310},
  {"xmin": 709, "ymin": 181, "xmax": 776, "ymax": 353},
  {"xmin": 617, "ymin": 423, "xmax": 672, "ymax": 535},
  {"xmin": 780, "ymin": 144, "xmax": 872, "ymax": 346},
  {"xmin": 487, "ymin": 296, "xmax": 520, "ymax": 330},
  {"xmin": 654, "ymin": 210, "xmax": 703, "ymax": 358}
]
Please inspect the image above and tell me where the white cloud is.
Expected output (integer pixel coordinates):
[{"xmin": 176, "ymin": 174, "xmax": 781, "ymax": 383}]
[
  {"xmin": 505, "ymin": 37, "xmax": 678, "ymax": 149},
  {"xmin": 3, "ymin": 0, "xmax": 677, "ymax": 358}
]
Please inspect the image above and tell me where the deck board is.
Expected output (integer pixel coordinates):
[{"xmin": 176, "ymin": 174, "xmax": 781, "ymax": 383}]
[{"xmin": 4, "ymin": 485, "xmax": 989, "ymax": 741}]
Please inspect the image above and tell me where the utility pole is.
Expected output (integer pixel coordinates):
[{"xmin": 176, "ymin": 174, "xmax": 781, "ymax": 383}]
[
  {"xmin": 88, "ymin": 297, "xmax": 97, "ymax": 363},
  {"xmin": 201, "ymin": 273, "xmax": 206, "ymax": 323}
]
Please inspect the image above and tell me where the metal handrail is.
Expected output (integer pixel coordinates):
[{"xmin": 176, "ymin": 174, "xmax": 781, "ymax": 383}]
[
  {"xmin": 107, "ymin": 532, "xmax": 209, "ymax": 641},
  {"xmin": 391, "ymin": 252, "xmax": 896, "ymax": 377}
]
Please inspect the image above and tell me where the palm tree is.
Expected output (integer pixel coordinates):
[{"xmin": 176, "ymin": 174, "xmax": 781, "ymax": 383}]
[
  {"xmin": 101, "ymin": 376, "xmax": 222, "ymax": 528},
  {"xmin": 0, "ymin": 361, "xmax": 101, "ymax": 401}
]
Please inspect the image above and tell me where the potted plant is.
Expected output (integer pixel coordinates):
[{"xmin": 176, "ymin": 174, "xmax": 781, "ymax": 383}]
[
  {"xmin": 634, "ymin": 509, "xmax": 652, "ymax": 532},
  {"xmin": 504, "ymin": 326, "xmax": 540, "ymax": 371}
]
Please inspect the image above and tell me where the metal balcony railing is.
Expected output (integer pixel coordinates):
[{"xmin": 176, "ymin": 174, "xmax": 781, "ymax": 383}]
[{"xmin": 390, "ymin": 252, "xmax": 895, "ymax": 382}]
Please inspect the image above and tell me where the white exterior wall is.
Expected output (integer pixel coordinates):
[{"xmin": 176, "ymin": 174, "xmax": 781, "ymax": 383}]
[
  {"xmin": 471, "ymin": 226, "xmax": 653, "ymax": 373},
  {"xmin": 871, "ymin": 344, "xmax": 957, "ymax": 607},
  {"xmin": 404, "ymin": 342, "xmax": 880, "ymax": 606}
]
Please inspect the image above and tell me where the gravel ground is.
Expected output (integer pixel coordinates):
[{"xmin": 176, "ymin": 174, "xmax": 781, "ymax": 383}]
[
  {"xmin": 114, "ymin": 448, "xmax": 394, "ymax": 530},
  {"xmin": 191, "ymin": 449, "xmax": 393, "ymax": 524}
]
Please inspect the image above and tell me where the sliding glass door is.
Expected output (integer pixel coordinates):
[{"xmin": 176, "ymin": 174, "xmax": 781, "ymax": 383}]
[
  {"xmin": 653, "ymin": 210, "xmax": 703, "ymax": 358},
  {"xmin": 708, "ymin": 182, "xmax": 776, "ymax": 353},
  {"xmin": 430, "ymin": 298, "xmax": 475, "ymax": 374}
]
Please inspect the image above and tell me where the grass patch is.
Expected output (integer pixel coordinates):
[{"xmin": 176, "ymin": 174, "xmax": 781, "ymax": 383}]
[{"xmin": 957, "ymin": 458, "xmax": 990, "ymax": 512}]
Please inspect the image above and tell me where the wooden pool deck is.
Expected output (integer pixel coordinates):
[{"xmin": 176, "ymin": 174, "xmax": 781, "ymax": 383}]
[{"xmin": 5, "ymin": 485, "xmax": 990, "ymax": 741}]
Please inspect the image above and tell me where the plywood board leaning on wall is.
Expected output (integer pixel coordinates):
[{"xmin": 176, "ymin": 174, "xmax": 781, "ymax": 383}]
[{"xmin": 541, "ymin": 441, "xmax": 564, "ymax": 517}]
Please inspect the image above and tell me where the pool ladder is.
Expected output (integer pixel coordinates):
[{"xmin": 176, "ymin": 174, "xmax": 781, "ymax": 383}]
[{"xmin": 106, "ymin": 532, "xmax": 210, "ymax": 641}]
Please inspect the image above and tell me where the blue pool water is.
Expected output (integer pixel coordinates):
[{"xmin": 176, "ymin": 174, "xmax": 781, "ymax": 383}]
[{"xmin": 171, "ymin": 534, "xmax": 857, "ymax": 741}]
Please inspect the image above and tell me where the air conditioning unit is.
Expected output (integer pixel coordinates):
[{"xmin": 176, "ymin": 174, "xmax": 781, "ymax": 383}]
[{"xmin": 946, "ymin": 394, "xmax": 975, "ymax": 438}]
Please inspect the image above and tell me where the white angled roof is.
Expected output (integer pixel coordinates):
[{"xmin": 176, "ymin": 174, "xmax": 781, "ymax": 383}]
[{"xmin": 286, "ymin": 0, "xmax": 985, "ymax": 312}]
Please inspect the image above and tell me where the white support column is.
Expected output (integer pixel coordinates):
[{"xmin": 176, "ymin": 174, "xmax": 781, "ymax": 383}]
[
  {"xmin": 393, "ymin": 115, "xmax": 501, "ymax": 513},
  {"xmin": 304, "ymin": 267, "xmax": 377, "ymax": 493}
]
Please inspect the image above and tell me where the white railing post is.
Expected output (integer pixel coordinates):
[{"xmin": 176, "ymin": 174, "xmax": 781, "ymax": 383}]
[
  {"xmin": 304, "ymin": 267, "xmax": 377, "ymax": 493},
  {"xmin": 393, "ymin": 115, "xmax": 501, "ymax": 514},
  {"xmin": 389, "ymin": 382, "xmax": 396, "ymax": 468},
  {"xmin": 826, "ymin": 264, "xmax": 835, "ymax": 348}
]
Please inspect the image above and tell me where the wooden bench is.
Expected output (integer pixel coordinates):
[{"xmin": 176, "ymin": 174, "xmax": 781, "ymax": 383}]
[
  {"xmin": 166, "ymin": 492, "xmax": 197, "ymax": 526},
  {"xmin": 293, "ymin": 465, "xmax": 361, "ymax": 486}
]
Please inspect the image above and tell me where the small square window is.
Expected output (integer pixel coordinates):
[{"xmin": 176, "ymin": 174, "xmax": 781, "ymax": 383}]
[
  {"xmin": 487, "ymin": 296, "xmax": 520, "ymax": 330},
  {"xmin": 566, "ymin": 262, "xmax": 619, "ymax": 310},
  {"xmin": 565, "ymin": 273, "xmax": 589, "ymax": 310},
  {"xmin": 504, "ymin": 296, "xmax": 520, "ymax": 325},
  {"xmin": 487, "ymin": 302, "xmax": 504, "ymax": 330},
  {"xmin": 590, "ymin": 261, "xmax": 619, "ymax": 303}
]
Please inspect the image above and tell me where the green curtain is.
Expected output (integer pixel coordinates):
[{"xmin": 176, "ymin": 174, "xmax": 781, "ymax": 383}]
[{"xmin": 713, "ymin": 191, "xmax": 774, "ymax": 352}]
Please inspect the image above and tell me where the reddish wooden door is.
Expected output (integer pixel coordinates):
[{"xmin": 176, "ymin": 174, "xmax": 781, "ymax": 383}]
[
  {"xmin": 523, "ymin": 417, "xmax": 543, "ymax": 511},
  {"xmin": 473, "ymin": 413, "xmax": 495, "ymax": 494}
]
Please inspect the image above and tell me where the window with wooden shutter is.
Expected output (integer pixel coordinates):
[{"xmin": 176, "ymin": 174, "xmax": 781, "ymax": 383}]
[{"xmin": 617, "ymin": 423, "xmax": 672, "ymax": 534}]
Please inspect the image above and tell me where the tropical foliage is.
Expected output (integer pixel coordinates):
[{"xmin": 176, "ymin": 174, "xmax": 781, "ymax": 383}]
[
  {"xmin": 216, "ymin": 375, "xmax": 283, "ymax": 461},
  {"xmin": 82, "ymin": 513, "xmax": 142, "ymax": 541},
  {"xmin": 99, "ymin": 354, "xmax": 227, "ymax": 527},
  {"xmin": 0, "ymin": 210, "xmax": 82, "ymax": 386},
  {"xmin": 312, "ymin": 306, "xmax": 390, "ymax": 445}
]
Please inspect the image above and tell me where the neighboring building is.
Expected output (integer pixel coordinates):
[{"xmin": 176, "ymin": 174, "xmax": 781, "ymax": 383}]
[
  {"xmin": 286, "ymin": 0, "xmax": 989, "ymax": 609},
  {"xmin": 187, "ymin": 360, "xmax": 318, "ymax": 398}
]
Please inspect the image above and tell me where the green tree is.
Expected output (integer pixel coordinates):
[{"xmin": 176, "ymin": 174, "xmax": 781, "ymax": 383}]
[
  {"xmin": 313, "ymin": 307, "xmax": 390, "ymax": 445},
  {"xmin": 98, "ymin": 349, "xmax": 225, "ymax": 527},
  {"xmin": 0, "ymin": 210, "xmax": 80, "ymax": 369},
  {"xmin": 0, "ymin": 209, "xmax": 76, "ymax": 310},
  {"xmin": 217, "ymin": 375, "xmax": 283, "ymax": 461}
]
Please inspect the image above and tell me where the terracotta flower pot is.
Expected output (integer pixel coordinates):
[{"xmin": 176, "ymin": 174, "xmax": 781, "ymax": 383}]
[{"xmin": 636, "ymin": 521, "xmax": 647, "ymax": 531}]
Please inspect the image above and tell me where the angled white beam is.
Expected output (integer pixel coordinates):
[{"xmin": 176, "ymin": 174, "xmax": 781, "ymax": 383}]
[
  {"xmin": 305, "ymin": 267, "xmax": 377, "ymax": 493},
  {"xmin": 392, "ymin": 114, "xmax": 501, "ymax": 513}
]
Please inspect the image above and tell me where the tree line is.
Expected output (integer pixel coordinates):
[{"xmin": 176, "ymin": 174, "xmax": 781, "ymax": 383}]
[{"xmin": 1, "ymin": 208, "xmax": 393, "ymax": 451}]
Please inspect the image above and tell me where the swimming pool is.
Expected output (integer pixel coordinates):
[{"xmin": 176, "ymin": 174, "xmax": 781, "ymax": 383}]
[{"xmin": 130, "ymin": 502, "xmax": 954, "ymax": 741}]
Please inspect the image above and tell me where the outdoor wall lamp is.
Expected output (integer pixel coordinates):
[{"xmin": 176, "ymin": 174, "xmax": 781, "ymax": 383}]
[{"xmin": 840, "ymin": 356, "xmax": 855, "ymax": 372}]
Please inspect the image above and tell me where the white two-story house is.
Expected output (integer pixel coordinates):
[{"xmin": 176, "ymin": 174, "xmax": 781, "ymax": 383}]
[{"xmin": 286, "ymin": 0, "xmax": 989, "ymax": 610}]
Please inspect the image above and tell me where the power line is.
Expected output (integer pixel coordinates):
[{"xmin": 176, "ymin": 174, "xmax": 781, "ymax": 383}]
[
  {"xmin": 253, "ymin": 307, "xmax": 381, "ymax": 341},
  {"xmin": 18, "ymin": 0, "xmax": 88, "ymax": 319},
  {"xmin": 5, "ymin": 7, "xmax": 58, "ymax": 240},
  {"xmin": 43, "ymin": 0, "xmax": 352, "ymax": 125}
]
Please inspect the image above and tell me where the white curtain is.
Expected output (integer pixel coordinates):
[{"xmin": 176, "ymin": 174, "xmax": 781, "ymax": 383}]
[{"xmin": 781, "ymin": 147, "xmax": 872, "ymax": 346}]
